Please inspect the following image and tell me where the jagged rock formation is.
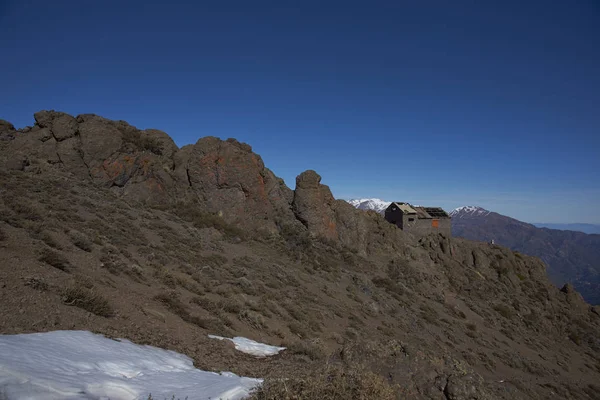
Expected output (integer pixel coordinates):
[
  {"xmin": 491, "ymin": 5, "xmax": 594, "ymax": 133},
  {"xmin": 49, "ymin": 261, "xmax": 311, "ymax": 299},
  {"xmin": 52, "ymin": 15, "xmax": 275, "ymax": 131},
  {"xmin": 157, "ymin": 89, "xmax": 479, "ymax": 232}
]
[
  {"xmin": 1, "ymin": 111, "xmax": 599, "ymax": 399},
  {"xmin": 2, "ymin": 111, "xmax": 298, "ymax": 233},
  {"xmin": 1, "ymin": 111, "xmax": 398, "ymax": 244}
]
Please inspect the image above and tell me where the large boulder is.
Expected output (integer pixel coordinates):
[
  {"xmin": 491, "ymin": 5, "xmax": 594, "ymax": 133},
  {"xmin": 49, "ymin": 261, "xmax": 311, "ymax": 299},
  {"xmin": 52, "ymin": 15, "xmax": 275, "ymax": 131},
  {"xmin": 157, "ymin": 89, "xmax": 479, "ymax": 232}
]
[
  {"xmin": 291, "ymin": 170, "xmax": 405, "ymax": 254},
  {"xmin": 0, "ymin": 119, "xmax": 15, "ymax": 133},
  {"xmin": 292, "ymin": 170, "xmax": 338, "ymax": 240},
  {"xmin": 176, "ymin": 137, "xmax": 295, "ymax": 232},
  {"xmin": 0, "ymin": 119, "xmax": 16, "ymax": 142},
  {"xmin": 3, "ymin": 111, "xmax": 177, "ymax": 201},
  {"xmin": 34, "ymin": 110, "xmax": 78, "ymax": 141}
]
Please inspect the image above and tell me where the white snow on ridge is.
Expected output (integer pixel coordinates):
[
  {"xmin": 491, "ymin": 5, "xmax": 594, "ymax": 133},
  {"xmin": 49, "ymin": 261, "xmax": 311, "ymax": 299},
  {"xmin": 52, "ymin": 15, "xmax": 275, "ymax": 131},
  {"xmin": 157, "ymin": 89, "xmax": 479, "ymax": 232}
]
[
  {"xmin": 0, "ymin": 330, "xmax": 262, "ymax": 400},
  {"xmin": 347, "ymin": 198, "xmax": 391, "ymax": 214},
  {"xmin": 208, "ymin": 335, "xmax": 286, "ymax": 357},
  {"xmin": 450, "ymin": 206, "xmax": 491, "ymax": 218}
]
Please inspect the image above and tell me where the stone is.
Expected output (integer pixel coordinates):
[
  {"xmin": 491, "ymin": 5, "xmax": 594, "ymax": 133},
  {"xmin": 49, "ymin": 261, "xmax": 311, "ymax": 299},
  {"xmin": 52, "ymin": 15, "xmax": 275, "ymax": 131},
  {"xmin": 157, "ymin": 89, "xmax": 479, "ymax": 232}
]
[{"xmin": 444, "ymin": 374, "xmax": 486, "ymax": 400}]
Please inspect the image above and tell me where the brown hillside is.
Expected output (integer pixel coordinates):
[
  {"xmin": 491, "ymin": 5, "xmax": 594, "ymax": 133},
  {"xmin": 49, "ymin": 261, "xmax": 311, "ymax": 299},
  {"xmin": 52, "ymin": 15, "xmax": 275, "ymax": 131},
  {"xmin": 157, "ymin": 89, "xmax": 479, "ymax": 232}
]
[{"xmin": 1, "ymin": 112, "xmax": 599, "ymax": 399}]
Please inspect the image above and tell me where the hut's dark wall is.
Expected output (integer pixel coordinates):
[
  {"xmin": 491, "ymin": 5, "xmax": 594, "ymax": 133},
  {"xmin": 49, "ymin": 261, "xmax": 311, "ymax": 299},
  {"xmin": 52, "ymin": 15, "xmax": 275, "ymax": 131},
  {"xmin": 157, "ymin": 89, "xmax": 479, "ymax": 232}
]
[
  {"xmin": 384, "ymin": 204, "xmax": 452, "ymax": 237},
  {"xmin": 404, "ymin": 218, "xmax": 452, "ymax": 237},
  {"xmin": 384, "ymin": 207, "xmax": 404, "ymax": 229}
]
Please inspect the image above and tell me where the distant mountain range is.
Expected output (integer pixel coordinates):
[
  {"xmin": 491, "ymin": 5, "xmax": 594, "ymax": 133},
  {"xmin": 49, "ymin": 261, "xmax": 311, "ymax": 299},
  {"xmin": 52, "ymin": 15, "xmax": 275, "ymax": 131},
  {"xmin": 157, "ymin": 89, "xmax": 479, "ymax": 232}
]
[
  {"xmin": 348, "ymin": 199, "xmax": 600, "ymax": 305},
  {"xmin": 533, "ymin": 223, "xmax": 600, "ymax": 235}
]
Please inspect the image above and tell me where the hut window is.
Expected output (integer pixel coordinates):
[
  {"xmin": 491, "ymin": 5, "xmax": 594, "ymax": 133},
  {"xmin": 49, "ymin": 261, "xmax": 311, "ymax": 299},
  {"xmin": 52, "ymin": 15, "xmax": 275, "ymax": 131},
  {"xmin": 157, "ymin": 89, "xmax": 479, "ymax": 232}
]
[{"xmin": 408, "ymin": 218, "xmax": 414, "ymax": 222}]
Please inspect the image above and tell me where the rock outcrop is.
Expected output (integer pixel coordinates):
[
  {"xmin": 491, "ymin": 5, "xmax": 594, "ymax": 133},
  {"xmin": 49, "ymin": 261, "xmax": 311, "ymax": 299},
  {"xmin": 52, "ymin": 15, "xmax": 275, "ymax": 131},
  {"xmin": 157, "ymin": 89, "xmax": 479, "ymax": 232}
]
[
  {"xmin": 292, "ymin": 170, "xmax": 338, "ymax": 239},
  {"xmin": 1, "ymin": 110, "xmax": 419, "ymax": 245},
  {"xmin": 292, "ymin": 169, "xmax": 406, "ymax": 254},
  {"xmin": 174, "ymin": 136, "xmax": 295, "ymax": 232},
  {"xmin": 1, "ymin": 111, "xmax": 301, "ymax": 232}
]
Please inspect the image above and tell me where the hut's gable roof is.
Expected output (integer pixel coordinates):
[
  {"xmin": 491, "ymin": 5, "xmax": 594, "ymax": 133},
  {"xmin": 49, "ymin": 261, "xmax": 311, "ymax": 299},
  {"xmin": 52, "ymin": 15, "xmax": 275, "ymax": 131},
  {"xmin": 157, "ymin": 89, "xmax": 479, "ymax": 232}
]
[
  {"xmin": 388, "ymin": 202, "xmax": 417, "ymax": 214},
  {"xmin": 388, "ymin": 203, "xmax": 450, "ymax": 219}
]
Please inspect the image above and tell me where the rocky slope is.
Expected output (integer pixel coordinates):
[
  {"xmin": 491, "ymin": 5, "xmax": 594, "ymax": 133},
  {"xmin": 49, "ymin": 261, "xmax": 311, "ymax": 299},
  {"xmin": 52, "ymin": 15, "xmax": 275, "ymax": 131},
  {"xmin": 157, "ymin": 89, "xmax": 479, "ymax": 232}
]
[
  {"xmin": 347, "ymin": 200, "xmax": 600, "ymax": 306},
  {"xmin": 451, "ymin": 206, "xmax": 600, "ymax": 305},
  {"xmin": 1, "ymin": 112, "xmax": 600, "ymax": 399}
]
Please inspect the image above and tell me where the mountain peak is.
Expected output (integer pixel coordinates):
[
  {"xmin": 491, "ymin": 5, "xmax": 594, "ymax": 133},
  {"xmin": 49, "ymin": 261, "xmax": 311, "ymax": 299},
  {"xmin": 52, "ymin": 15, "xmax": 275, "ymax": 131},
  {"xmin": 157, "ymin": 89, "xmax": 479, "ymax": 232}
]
[
  {"xmin": 449, "ymin": 206, "xmax": 491, "ymax": 218},
  {"xmin": 346, "ymin": 198, "xmax": 391, "ymax": 214}
]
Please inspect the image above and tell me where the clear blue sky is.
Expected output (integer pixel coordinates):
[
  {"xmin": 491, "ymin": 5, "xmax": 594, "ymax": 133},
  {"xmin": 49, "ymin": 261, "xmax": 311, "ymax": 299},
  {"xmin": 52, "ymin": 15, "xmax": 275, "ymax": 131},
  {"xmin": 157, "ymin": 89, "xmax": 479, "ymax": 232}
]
[{"xmin": 1, "ymin": 1, "xmax": 599, "ymax": 223}]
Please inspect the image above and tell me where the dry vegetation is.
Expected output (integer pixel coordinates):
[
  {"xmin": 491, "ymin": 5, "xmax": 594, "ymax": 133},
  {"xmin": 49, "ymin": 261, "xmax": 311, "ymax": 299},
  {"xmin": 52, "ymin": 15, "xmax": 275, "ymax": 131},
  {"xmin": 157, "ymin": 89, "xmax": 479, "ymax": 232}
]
[
  {"xmin": 0, "ymin": 159, "xmax": 599, "ymax": 400},
  {"xmin": 249, "ymin": 364, "xmax": 398, "ymax": 400},
  {"xmin": 61, "ymin": 285, "xmax": 114, "ymax": 317}
]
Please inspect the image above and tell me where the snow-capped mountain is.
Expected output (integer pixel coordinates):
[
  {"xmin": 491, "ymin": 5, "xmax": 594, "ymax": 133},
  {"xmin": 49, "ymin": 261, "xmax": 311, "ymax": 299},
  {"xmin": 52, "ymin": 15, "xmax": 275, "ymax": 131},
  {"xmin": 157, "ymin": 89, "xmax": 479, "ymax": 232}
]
[
  {"xmin": 346, "ymin": 198, "xmax": 391, "ymax": 214},
  {"xmin": 449, "ymin": 206, "xmax": 491, "ymax": 218}
]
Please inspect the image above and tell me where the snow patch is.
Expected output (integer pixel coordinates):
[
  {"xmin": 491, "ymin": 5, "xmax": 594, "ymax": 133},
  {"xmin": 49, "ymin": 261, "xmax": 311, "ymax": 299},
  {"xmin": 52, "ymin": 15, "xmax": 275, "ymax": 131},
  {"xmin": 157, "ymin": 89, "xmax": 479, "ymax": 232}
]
[
  {"xmin": 208, "ymin": 335, "xmax": 286, "ymax": 357},
  {"xmin": 0, "ymin": 330, "xmax": 262, "ymax": 400}
]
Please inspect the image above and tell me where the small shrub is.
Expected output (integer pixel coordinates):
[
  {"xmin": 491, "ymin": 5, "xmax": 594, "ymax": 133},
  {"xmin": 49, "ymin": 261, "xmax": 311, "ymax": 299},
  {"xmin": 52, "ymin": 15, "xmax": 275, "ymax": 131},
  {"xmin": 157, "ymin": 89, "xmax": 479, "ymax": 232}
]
[
  {"xmin": 420, "ymin": 304, "xmax": 439, "ymax": 325},
  {"xmin": 70, "ymin": 231, "xmax": 93, "ymax": 252},
  {"xmin": 155, "ymin": 292, "xmax": 190, "ymax": 319},
  {"xmin": 466, "ymin": 330, "xmax": 478, "ymax": 339},
  {"xmin": 156, "ymin": 269, "xmax": 178, "ymax": 288},
  {"xmin": 122, "ymin": 130, "xmax": 163, "ymax": 155},
  {"xmin": 24, "ymin": 277, "xmax": 48, "ymax": 291},
  {"xmin": 100, "ymin": 253, "xmax": 123, "ymax": 275},
  {"xmin": 279, "ymin": 223, "xmax": 312, "ymax": 251},
  {"xmin": 568, "ymin": 331, "xmax": 582, "ymax": 346},
  {"xmin": 62, "ymin": 286, "xmax": 113, "ymax": 317},
  {"xmin": 39, "ymin": 249, "xmax": 71, "ymax": 271},
  {"xmin": 173, "ymin": 206, "xmax": 245, "ymax": 239},
  {"xmin": 10, "ymin": 202, "xmax": 42, "ymax": 221},
  {"xmin": 288, "ymin": 321, "xmax": 309, "ymax": 338},
  {"xmin": 155, "ymin": 292, "xmax": 212, "ymax": 329},
  {"xmin": 376, "ymin": 324, "xmax": 395, "ymax": 337},
  {"xmin": 239, "ymin": 309, "xmax": 267, "ymax": 329},
  {"xmin": 198, "ymin": 254, "xmax": 228, "ymax": 267},
  {"xmin": 371, "ymin": 277, "xmax": 404, "ymax": 298},
  {"xmin": 40, "ymin": 231, "xmax": 62, "ymax": 249},
  {"xmin": 191, "ymin": 296, "xmax": 219, "ymax": 312},
  {"xmin": 284, "ymin": 339, "xmax": 327, "ymax": 361},
  {"xmin": 466, "ymin": 323, "xmax": 477, "ymax": 331},
  {"xmin": 221, "ymin": 298, "xmax": 243, "ymax": 314},
  {"xmin": 493, "ymin": 304, "xmax": 514, "ymax": 319},
  {"xmin": 140, "ymin": 136, "xmax": 163, "ymax": 155},
  {"xmin": 249, "ymin": 364, "xmax": 397, "ymax": 400}
]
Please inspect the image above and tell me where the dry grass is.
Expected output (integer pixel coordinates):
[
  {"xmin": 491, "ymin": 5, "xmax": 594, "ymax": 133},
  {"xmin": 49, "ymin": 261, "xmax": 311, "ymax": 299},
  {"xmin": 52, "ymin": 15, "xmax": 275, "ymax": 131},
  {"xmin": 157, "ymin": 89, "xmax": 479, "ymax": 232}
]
[
  {"xmin": 8, "ymin": 201, "xmax": 43, "ymax": 221},
  {"xmin": 69, "ymin": 231, "xmax": 93, "ymax": 252},
  {"xmin": 249, "ymin": 364, "xmax": 398, "ymax": 400},
  {"xmin": 24, "ymin": 277, "xmax": 49, "ymax": 291},
  {"xmin": 284, "ymin": 339, "xmax": 327, "ymax": 361},
  {"xmin": 40, "ymin": 230, "xmax": 62, "ymax": 249},
  {"xmin": 39, "ymin": 248, "xmax": 71, "ymax": 271},
  {"xmin": 493, "ymin": 304, "xmax": 514, "ymax": 319},
  {"xmin": 172, "ymin": 205, "xmax": 246, "ymax": 239},
  {"xmin": 154, "ymin": 292, "xmax": 226, "ymax": 332},
  {"xmin": 61, "ymin": 286, "xmax": 114, "ymax": 317}
]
